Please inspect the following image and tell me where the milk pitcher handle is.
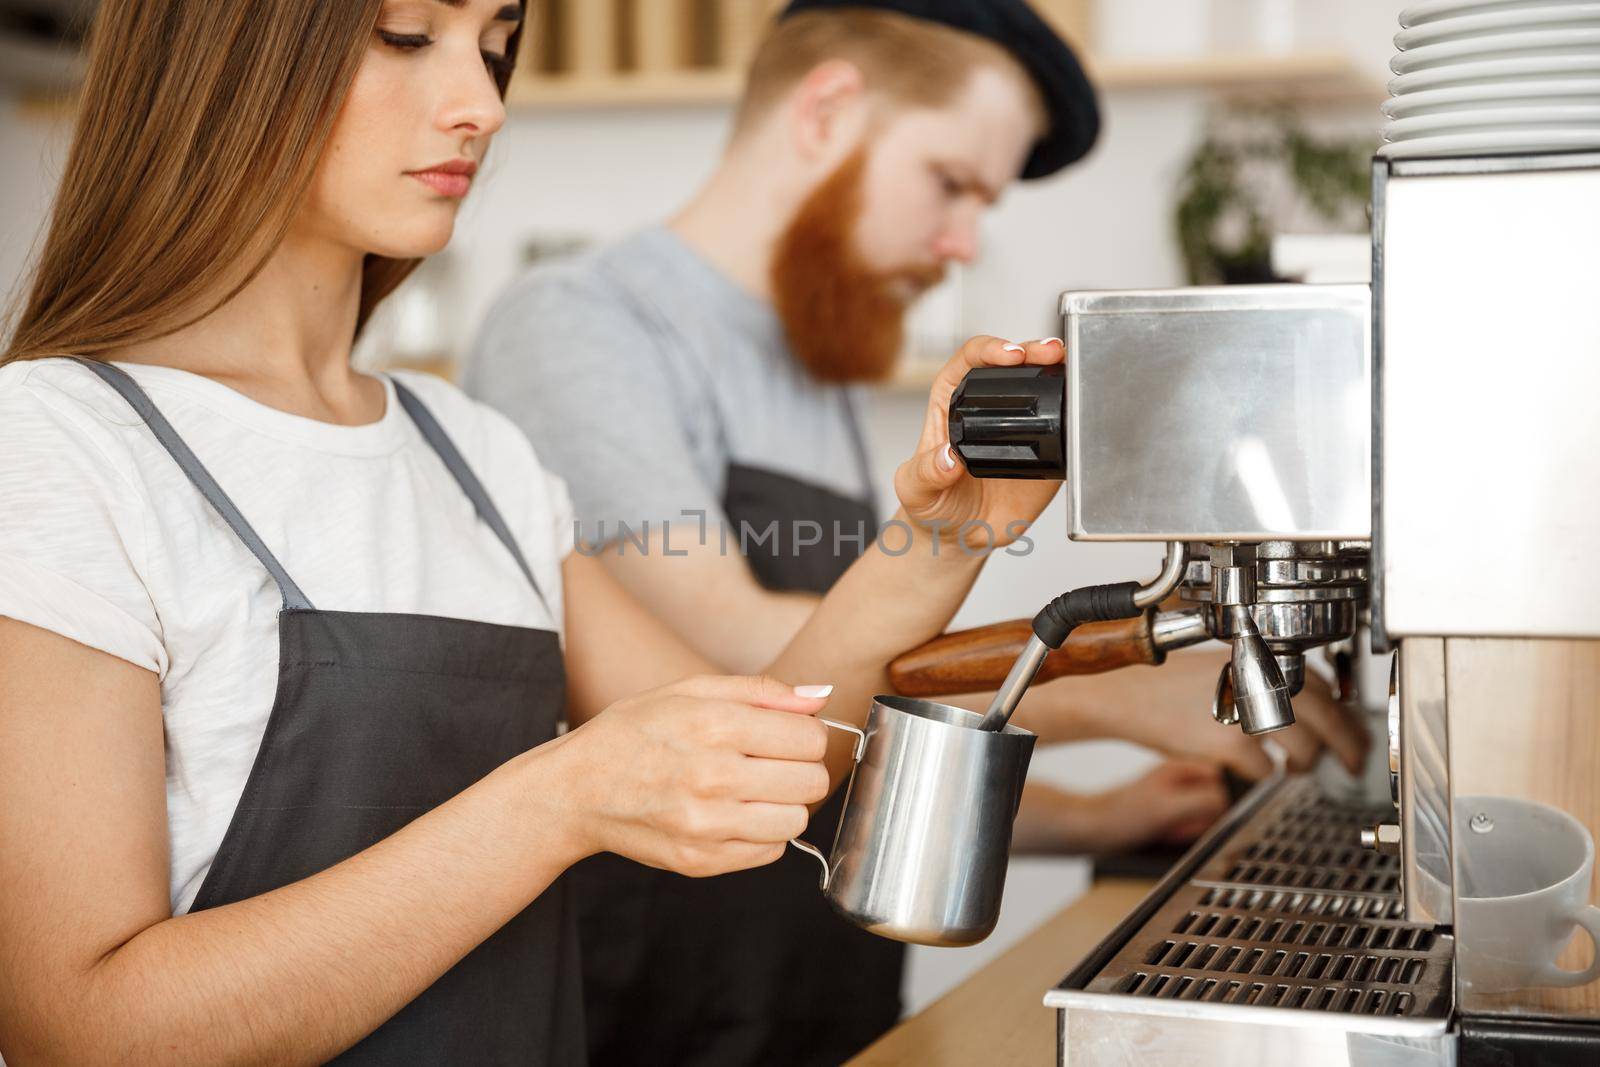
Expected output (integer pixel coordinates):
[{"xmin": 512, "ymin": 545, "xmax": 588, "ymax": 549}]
[{"xmin": 787, "ymin": 718, "xmax": 867, "ymax": 892}]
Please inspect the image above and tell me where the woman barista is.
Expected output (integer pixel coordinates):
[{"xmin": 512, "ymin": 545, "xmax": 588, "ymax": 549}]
[{"xmin": 0, "ymin": 1, "xmax": 1066, "ymax": 1063}]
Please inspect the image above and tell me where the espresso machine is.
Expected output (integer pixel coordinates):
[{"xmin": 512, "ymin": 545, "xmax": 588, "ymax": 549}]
[{"xmin": 887, "ymin": 145, "xmax": 1600, "ymax": 1067}]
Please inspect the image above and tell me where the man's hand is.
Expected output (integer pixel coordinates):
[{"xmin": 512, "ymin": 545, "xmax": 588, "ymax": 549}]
[
  {"xmin": 1012, "ymin": 761, "xmax": 1231, "ymax": 855},
  {"xmin": 1017, "ymin": 650, "xmax": 1372, "ymax": 781},
  {"xmin": 895, "ymin": 336, "xmax": 1064, "ymax": 550}
]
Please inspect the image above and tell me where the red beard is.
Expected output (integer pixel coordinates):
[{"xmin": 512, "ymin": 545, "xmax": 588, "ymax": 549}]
[{"xmin": 770, "ymin": 150, "xmax": 946, "ymax": 384}]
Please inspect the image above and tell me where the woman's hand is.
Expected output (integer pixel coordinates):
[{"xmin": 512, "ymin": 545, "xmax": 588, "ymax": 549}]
[
  {"xmin": 553, "ymin": 674, "xmax": 834, "ymax": 877},
  {"xmin": 895, "ymin": 336, "xmax": 1066, "ymax": 551}
]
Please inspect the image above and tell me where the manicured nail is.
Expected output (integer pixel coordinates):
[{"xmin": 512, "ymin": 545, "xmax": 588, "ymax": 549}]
[
  {"xmin": 940, "ymin": 445, "xmax": 957, "ymax": 470},
  {"xmin": 1002, "ymin": 343, "xmax": 1025, "ymax": 354},
  {"xmin": 1043, "ymin": 337, "xmax": 1064, "ymax": 347},
  {"xmin": 795, "ymin": 685, "xmax": 834, "ymax": 699}
]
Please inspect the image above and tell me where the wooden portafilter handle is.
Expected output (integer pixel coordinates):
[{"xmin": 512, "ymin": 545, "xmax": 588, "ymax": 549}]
[{"xmin": 889, "ymin": 608, "xmax": 1212, "ymax": 698}]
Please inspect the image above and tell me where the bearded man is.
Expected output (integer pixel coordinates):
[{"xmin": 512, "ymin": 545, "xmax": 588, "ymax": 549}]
[{"xmin": 465, "ymin": 2, "xmax": 1367, "ymax": 1063}]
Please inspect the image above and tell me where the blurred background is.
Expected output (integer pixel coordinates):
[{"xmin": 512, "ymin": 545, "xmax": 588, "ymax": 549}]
[{"xmin": 0, "ymin": 0, "xmax": 1408, "ymax": 1015}]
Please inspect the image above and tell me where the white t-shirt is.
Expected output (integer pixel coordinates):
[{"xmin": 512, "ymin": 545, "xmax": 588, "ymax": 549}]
[{"xmin": 0, "ymin": 358, "xmax": 574, "ymax": 914}]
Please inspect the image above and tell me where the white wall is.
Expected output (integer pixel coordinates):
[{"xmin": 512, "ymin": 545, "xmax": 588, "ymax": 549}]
[
  {"xmin": 0, "ymin": 0, "xmax": 1409, "ymax": 1018},
  {"xmin": 0, "ymin": 100, "xmax": 71, "ymax": 315}
]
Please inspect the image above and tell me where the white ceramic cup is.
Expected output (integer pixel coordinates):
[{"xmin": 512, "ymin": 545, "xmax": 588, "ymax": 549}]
[{"xmin": 1455, "ymin": 795, "xmax": 1600, "ymax": 994}]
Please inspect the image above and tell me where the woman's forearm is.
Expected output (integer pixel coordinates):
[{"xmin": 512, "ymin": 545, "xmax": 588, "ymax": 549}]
[
  {"xmin": 26, "ymin": 741, "xmax": 587, "ymax": 1067},
  {"xmin": 766, "ymin": 510, "xmax": 985, "ymax": 780}
]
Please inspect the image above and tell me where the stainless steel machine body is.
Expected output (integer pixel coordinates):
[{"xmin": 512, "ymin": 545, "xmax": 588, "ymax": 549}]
[
  {"xmin": 1374, "ymin": 152, "xmax": 1600, "ymax": 1053},
  {"xmin": 1376, "ymin": 154, "xmax": 1600, "ymax": 640},
  {"xmin": 1042, "ymin": 285, "xmax": 1439, "ymax": 1064},
  {"xmin": 1063, "ymin": 285, "xmax": 1371, "ymax": 545},
  {"xmin": 1035, "ymin": 154, "xmax": 1600, "ymax": 1063},
  {"xmin": 1063, "ymin": 285, "xmax": 1374, "ymax": 735}
]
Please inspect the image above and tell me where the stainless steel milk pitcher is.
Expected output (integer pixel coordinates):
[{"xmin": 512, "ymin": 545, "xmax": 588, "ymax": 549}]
[{"xmin": 788, "ymin": 696, "xmax": 1036, "ymax": 946}]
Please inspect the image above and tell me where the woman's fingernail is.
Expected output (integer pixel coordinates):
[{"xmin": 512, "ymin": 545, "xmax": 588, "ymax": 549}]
[
  {"xmin": 1043, "ymin": 337, "xmax": 1064, "ymax": 347},
  {"xmin": 1002, "ymin": 343, "xmax": 1025, "ymax": 354},
  {"xmin": 795, "ymin": 684, "xmax": 834, "ymax": 699},
  {"xmin": 940, "ymin": 445, "xmax": 957, "ymax": 470}
]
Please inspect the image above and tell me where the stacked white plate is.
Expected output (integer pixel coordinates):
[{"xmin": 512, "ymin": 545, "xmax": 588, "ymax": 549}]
[{"xmin": 1382, "ymin": 0, "xmax": 1600, "ymax": 158}]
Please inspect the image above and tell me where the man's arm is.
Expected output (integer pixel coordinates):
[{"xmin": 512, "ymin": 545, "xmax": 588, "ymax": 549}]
[
  {"xmin": 598, "ymin": 534, "xmax": 822, "ymax": 675},
  {"xmin": 1011, "ymin": 649, "xmax": 1370, "ymax": 778},
  {"xmin": 1010, "ymin": 763, "xmax": 1230, "ymax": 855}
]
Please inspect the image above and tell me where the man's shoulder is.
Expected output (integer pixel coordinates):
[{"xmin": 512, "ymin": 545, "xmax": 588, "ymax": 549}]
[
  {"xmin": 488, "ymin": 247, "xmax": 620, "ymax": 319},
  {"xmin": 473, "ymin": 230, "xmax": 715, "ymax": 383},
  {"xmin": 494, "ymin": 229, "xmax": 683, "ymax": 314}
]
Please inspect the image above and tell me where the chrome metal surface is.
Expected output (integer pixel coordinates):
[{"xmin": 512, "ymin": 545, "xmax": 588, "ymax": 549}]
[
  {"xmin": 1212, "ymin": 663, "xmax": 1241, "ymax": 727},
  {"xmin": 1189, "ymin": 779, "xmax": 1407, "ymax": 897},
  {"xmin": 1379, "ymin": 163, "xmax": 1600, "ymax": 638},
  {"xmin": 1062, "ymin": 284, "xmax": 1372, "ymax": 543},
  {"xmin": 820, "ymin": 696, "xmax": 1035, "ymax": 946},
  {"xmin": 1212, "ymin": 553, "xmax": 1259, "ymax": 609},
  {"xmin": 1274, "ymin": 653, "xmax": 1307, "ymax": 696},
  {"xmin": 1134, "ymin": 541, "xmax": 1191, "ymax": 609},
  {"xmin": 1051, "ymin": 778, "xmax": 1454, "ymax": 1065},
  {"xmin": 1199, "ymin": 586, "xmax": 1367, "ymax": 606},
  {"xmin": 1395, "ymin": 640, "xmax": 1452, "ymax": 927},
  {"xmin": 1228, "ymin": 607, "xmax": 1297, "ymax": 735},
  {"xmin": 1185, "ymin": 543, "xmax": 1368, "ymax": 733},
  {"xmin": 1388, "ymin": 659, "xmax": 1401, "ymax": 809},
  {"xmin": 1151, "ymin": 608, "xmax": 1212, "ymax": 653},
  {"xmin": 786, "ymin": 718, "xmax": 866, "ymax": 890},
  {"xmin": 978, "ymin": 634, "xmax": 1050, "ymax": 732},
  {"xmin": 1088, "ymin": 879, "xmax": 1443, "ymax": 1012},
  {"xmin": 1057, "ymin": 1009, "xmax": 1454, "ymax": 1066},
  {"xmin": 1363, "ymin": 824, "xmax": 1402, "ymax": 856}
]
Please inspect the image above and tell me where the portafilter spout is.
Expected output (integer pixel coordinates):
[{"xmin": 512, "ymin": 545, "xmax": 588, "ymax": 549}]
[
  {"xmin": 1224, "ymin": 606, "xmax": 1296, "ymax": 736},
  {"xmin": 1204, "ymin": 544, "xmax": 1298, "ymax": 736},
  {"xmin": 978, "ymin": 542, "xmax": 1188, "ymax": 732}
]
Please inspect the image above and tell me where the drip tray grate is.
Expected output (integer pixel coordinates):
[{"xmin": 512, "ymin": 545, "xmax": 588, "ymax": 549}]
[{"xmin": 1083, "ymin": 779, "xmax": 1453, "ymax": 1020}]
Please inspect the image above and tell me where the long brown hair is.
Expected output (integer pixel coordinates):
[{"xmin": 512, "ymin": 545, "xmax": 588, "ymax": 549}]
[{"xmin": 2, "ymin": 0, "xmax": 524, "ymax": 366}]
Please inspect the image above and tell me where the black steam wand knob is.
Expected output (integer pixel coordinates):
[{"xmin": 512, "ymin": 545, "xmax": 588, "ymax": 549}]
[{"xmin": 948, "ymin": 364, "xmax": 1066, "ymax": 480}]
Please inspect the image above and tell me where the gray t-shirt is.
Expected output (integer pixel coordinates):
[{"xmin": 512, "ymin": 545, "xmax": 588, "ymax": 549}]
[{"xmin": 464, "ymin": 227, "xmax": 875, "ymax": 545}]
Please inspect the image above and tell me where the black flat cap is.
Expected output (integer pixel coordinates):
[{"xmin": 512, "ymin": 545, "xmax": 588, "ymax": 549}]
[{"xmin": 779, "ymin": 0, "xmax": 1100, "ymax": 178}]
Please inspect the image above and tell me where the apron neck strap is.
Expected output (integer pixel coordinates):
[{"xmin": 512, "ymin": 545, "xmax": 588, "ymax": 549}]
[
  {"xmin": 72, "ymin": 358, "xmax": 316, "ymax": 612},
  {"xmin": 840, "ymin": 388, "xmax": 876, "ymax": 510},
  {"xmin": 390, "ymin": 377, "xmax": 550, "ymax": 614}
]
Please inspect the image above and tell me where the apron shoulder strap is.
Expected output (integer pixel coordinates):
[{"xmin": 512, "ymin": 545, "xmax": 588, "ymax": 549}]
[
  {"xmin": 70, "ymin": 358, "xmax": 315, "ymax": 612},
  {"xmin": 840, "ymin": 388, "xmax": 878, "ymax": 521},
  {"xmin": 389, "ymin": 377, "xmax": 551, "ymax": 614}
]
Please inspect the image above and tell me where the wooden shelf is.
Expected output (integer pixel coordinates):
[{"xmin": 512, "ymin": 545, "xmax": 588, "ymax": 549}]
[
  {"xmin": 508, "ymin": 69, "xmax": 742, "ymax": 109},
  {"xmin": 21, "ymin": 53, "xmax": 1381, "ymax": 118},
  {"xmin": 507, "ymin": 52, "xmax": 1382, "ymax": 111},
  {"xmin": 1097, "ymin": 51, "xmax": 1381, "ymax": 99}
]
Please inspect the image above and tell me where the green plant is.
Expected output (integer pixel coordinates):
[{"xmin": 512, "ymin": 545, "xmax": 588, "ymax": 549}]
[{"xmin": 1175, "ymin": 107, "xmax": 1372, "ymax": 285}]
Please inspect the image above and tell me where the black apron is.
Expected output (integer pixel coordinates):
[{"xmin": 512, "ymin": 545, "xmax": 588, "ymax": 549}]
[
  {"xmin": 79, "ymin": 360, "xmax": 584, "ymax": 1066},
  {"xmin": 577, "ymin": 397, "xmax": 905, "ymax": 1067}
]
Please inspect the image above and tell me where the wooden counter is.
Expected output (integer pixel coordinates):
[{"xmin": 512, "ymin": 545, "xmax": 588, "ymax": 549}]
[{"xmin": 847, "ymin": 878, "xmax": 1156, "ymax": 1066}]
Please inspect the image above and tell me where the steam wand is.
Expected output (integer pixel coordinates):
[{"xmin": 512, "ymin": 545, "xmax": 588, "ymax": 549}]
[{"xmin": 978, "ymin": 542, "xmax": 1188, "ymax": 732}]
